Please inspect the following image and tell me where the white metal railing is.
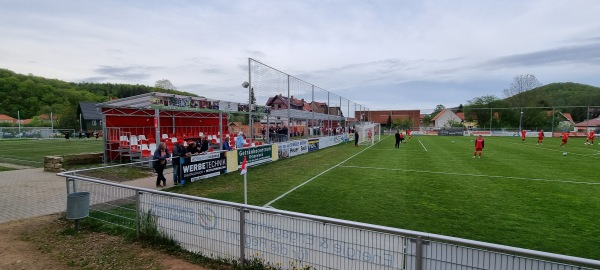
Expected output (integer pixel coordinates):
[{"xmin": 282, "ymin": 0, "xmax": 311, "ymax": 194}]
[{"xmin": 59, "ymin": 173, "xmax": 600, "ymax": 270}]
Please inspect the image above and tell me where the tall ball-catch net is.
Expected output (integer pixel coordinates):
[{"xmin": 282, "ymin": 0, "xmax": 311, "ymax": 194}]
[{"xmin": 355, "ymin": 122, "xmax": 380, "ymax": 145}]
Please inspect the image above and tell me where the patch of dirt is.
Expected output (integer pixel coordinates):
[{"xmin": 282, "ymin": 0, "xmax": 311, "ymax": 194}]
[{"xmin": 0, "ymin": 214, "xmax": 211, "ymax": 270}]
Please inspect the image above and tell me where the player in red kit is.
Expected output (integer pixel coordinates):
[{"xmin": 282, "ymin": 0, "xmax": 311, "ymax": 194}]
[
  {"xmin": 560, "ymin": 132, "xmax": 569, "ymax": 147},
  {"xmin": 473, "ymin": 135, "xmax": 484, "ymax": 158},
  {"xmin": 586, "ymin": 130, "xmax": 595, "ymax": 145},
  {"xmin": 406, "ymin": 129, "xmax": 412, "ymax": 139},
  {"xmin": 521, "ymin": 130, "xmax": 526, "ymax": 142},
  {"xmin": 537, "ymin": 130, "xmax": 544, "ymax": 145}
]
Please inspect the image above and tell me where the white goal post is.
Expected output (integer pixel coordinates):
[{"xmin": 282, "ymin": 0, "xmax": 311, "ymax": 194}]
[{"xmin": 355, "ymin": 122, "xmax": 381, "ymax": 145}]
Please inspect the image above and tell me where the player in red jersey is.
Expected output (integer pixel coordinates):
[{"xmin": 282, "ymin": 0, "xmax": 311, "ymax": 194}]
[
  {"xmin": 406, "ymin": 129, "xmax": 412, "ymax": 139},
  {"xmin": 560, "ymin": 131, "xmax": 569, "ymax": 147},
  {"xmin": 521, "ymin": 129, "xmax": 526, "ymax": 142},
  {"xmin": 473, "ymin": 135, "xmax": 484, "ymax": 158},
  {"xmin": 537, "ymin": 130, "xmax": 544, "ymax": 145},
  {"xmin": 586, "ymin": 130, "xmax": 595, "ymax": 145}
]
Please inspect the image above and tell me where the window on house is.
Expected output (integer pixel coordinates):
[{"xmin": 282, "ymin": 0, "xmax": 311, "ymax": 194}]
[{"xmin": 92, "ymin": 120, "xmax": 97, "ymax": 126}]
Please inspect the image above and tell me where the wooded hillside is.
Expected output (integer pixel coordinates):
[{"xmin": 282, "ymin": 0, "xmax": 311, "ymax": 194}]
[{"xmin": 0, "ymin": 68, "xmax": 196, "ymax": 128}]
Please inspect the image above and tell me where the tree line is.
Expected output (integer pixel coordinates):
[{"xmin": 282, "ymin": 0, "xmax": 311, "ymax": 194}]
[
  {"xmin": 0, "ymin": 68, "xmax": 195, "ymax": 128},
  {"xmin": 421, "ymin": 75, "xmax": 600, "ymax": 131}
]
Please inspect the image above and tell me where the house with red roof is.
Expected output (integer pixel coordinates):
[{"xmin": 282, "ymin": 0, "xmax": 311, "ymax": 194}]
[
  {"xmin": 431, "ymin": 109, "xmax": 462, "ymax": 128},
  {"xmin": 574, "ymin": 117, "xmax": 600, "ymax": 131},
  {"xmin": 0, "ymin": 114, "xmax": 16, "ymax": 124}
]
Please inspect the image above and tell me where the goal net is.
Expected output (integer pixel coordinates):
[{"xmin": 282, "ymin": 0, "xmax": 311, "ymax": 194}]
[{"xmin": 355, "ymin": 122, "xmax": 380, "ymax": 145}]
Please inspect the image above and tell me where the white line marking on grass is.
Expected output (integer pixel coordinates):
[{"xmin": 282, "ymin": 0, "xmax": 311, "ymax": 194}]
[
  {"xmin": 418, "ymin": 140, "xmax": 428, "ymax": 152},
  {"xmin": 338, "ymin": 165, "xmax": 600, "ymax": 186},
  {"xmin": 370, "ymin": 149, "xmax": 424, "ymax": 152},
  {"xmin": 263, "ymin": 137, "xmax": 389, "ymax": 207},
  {"xmin": 501, "ymin": 140, "xmax": 600, "ymax": 158}
]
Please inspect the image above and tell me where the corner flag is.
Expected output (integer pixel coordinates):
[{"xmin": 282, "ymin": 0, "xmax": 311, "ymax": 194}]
[{"xmin": 240, "ymin": 156, "xmax": 247, "ymax": 175}]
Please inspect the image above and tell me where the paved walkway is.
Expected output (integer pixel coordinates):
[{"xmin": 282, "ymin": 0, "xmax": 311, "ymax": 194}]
[{"xmin": 0, "ymin": 166, "xmax": 169, "ymax": 224}]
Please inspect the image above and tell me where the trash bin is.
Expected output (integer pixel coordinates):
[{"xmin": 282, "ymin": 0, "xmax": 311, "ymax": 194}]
[{"xmin": 66, "ymin": 192, "xmax": 90, "ymax": 220}]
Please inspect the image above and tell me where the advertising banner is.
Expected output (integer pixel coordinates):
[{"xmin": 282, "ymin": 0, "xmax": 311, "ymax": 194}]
[
  {"xmin": 438, "ymin": 129, "xmax": 464, "ymax": 136},
  {"xmin": 139, "ymin": 193, "xmax": 406, "ymax": 270},
  {"xmin": 278, "ymin": 140, "xmax": 308, "ymax": 159},
  {"xmin": 139, "ymin": 194, "xmax": 240, "ymax": 259},
  {"xmin": 237, "ymin": 145, "xmax": 273, "ymax": 166},
  {"xmin": 218, "ymin": 101, "xmax": 239, "ymax": 112},
  {"xmin": 319, "ymin": 136, "xmax": 336, "ymax": 148},
  {"xmin": 181, "ymin": 153, "xmax": 227, "ymax": 182},
  {"xmin": 308, "ymin": 138, "xmax": 319, "ymax": 152}
]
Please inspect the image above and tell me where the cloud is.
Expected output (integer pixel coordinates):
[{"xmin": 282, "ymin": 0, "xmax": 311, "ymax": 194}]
[
  {"xmin": 483, "ymin": 42, "xmax": 600, "ymax": 69},
  {"xmin": 79, "ymin": 76, "xmax": 111, "ymax": 83},
  {"xmin": 1, "ymin": 0, "xmax": 600, "ymax": 111},
  {"xmin": 242, "ymin": 49, "xmax": 266, "ymax": 58},
  {"xmin": 94, "ymin": 65, "xmax": 161, "ymax": 81}
]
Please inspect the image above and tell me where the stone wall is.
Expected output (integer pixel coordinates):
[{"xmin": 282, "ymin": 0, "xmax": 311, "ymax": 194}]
[
  {"xmin": 43, "ymin": 153, "xmax": 103, "ymax": 172},
  {"xmin": 44, "ymin": 156, "xmax": 63, "ymax": 172}
]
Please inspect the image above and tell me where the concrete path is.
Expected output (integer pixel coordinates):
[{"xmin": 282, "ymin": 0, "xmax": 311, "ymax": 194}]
[{"xmin": 0, "ymin": 166, "xmax": 170, "ymax": 224}]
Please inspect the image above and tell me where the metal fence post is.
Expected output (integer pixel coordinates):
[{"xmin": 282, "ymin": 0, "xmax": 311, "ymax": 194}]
[
  {"xmin": 136, "ymin": 191, "xmax": 141, "ymax": 237},
  {"xmin": 66, "ymin": 177, "xmax": 71, "ymax": 194},
  {"xmin": 415, "ymin": 236, "xmax": 423, "ymax": 270},
  {"xmin": 239, "ymin": 206, "xmax": 246, "ymax": 269}
]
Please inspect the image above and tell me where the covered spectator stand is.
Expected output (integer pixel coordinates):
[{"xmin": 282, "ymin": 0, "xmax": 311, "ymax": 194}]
[{"xmin": 99, "ymin": 92, "xmax": 238, "ymax": 164}]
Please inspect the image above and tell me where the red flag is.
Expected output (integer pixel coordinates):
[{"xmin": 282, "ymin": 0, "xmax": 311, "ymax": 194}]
[{"xmin": 240, "ymin": 156, "xmax": 247, "ymax": 175}]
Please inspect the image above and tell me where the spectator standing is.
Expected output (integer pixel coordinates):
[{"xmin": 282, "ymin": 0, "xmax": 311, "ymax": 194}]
[
  {"xmin": 153, "ymin": 142, "xmax": 171, "ymax": 187},
  {"xmin": 223, "ymin": 135, "xmax": 231, "ymax": 150},
  {"xmin": 187, "ymin": 141, "xmax": 199, "ymax": 155},
  {"xmin": 235, "ymin": 132, "xmax": 246, "ymax": 149},
  {"xmin": 394, "ymin": 130, "xmax": 400, "ymax": 148},
  {"xmin": 172, "ymin": 139, "xmax": 188, "ymax": 185},
  {"xmin": 199, "ymin": 136, "xmax": 209, "ymax": 153}
]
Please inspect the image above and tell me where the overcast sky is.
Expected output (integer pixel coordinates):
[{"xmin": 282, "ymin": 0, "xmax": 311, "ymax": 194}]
[{"xmin": 1, "ymin": 0, "xmax": 599, "ymax": 111}]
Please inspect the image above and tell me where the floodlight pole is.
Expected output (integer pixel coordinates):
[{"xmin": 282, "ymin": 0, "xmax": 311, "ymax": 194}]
[
  {"xmin": 586, "ymin": 106, "xmax": 590, "ymax": 132},
  {"xmin": 17, "ymin": 111, "xmax": 21, "ymax": 133},
  {"xmin": 248, "ymin": 58, "xmax": 253, "ymax": 142},
  {"xmin": 551, "ymin": 107, "xmax": 555, "ymax": 133},
  {"xmin": 519, "ymin": 109, "xmax": 524, "ymax": 132},
  {"xmin": 489, "ymin": 108, "xmax": 492, "ymax": 132}
]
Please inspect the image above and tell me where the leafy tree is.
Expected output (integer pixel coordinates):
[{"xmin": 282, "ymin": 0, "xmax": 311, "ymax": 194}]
[
  {"xmin": 422, "ymin": 115, "xmax": 432, "ymax": 126},
  {"xmin": 432, "ymin": 104, "xmax": 446, "ymax": 116},
  {"xmin": 155, "ymin": 79, "xmax": 176, "ymax": 90},
  {"xmin": 393, "ymin": 118, "xmax": 413, "ymax": 130},
  {"xmin": 503, "ymin": 74, "xmax": 541, "ymax": 108},
  {"xmin": 445, "ymin": 119, "xmax": 463, "ymax": 128},
  {"xmin": 463, "ymin": 95, "xmax": 501, "ymax": 129},
  {"xmin": 57, "ymin": 106, "xmax": 78, "ymax": 129},
  {"xmin": 250, "ymin": 87, "xmax": 256, "ymax": 104}
]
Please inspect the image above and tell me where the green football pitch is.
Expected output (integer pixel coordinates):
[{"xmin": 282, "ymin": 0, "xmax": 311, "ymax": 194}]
[
  {"xmin": 0, "ymin": 138, "xmax": 103, "ymax": 167},
  {"xmin": 173, "ymin": 135, "xmax": 600, "ymax": 260}
]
